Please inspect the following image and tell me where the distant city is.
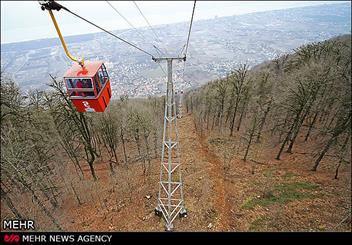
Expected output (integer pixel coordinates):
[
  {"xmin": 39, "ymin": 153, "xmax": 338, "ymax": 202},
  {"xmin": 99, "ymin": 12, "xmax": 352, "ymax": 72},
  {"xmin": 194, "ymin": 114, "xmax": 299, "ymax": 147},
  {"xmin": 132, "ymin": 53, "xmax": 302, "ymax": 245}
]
[{"xmin": 1, "ymin": 3, "xmax": 351, "ymax": 98}]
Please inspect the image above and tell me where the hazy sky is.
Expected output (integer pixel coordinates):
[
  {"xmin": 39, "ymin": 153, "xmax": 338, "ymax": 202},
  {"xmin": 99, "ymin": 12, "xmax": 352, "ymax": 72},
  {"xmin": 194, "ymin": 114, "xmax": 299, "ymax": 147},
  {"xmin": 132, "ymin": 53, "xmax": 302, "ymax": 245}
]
[{"xmin": 1, "ymin": 1, "xmax": 347, "ymax": 43}]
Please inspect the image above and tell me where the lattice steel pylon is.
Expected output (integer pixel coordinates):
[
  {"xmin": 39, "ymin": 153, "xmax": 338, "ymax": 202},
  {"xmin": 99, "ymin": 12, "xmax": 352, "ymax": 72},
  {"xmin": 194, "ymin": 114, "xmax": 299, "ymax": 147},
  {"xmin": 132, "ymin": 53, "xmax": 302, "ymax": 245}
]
[{"xmin": 153, "ymin": 57, "xmax": 187, "ymax": 231}]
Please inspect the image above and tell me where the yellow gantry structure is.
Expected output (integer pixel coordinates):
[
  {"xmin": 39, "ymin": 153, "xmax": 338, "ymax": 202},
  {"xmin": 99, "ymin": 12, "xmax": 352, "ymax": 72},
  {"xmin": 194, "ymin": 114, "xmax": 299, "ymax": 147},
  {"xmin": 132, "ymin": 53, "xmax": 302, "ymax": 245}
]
[{"xmin": 48, "ymin": 9, "xmax": 84, "ymax": 67}]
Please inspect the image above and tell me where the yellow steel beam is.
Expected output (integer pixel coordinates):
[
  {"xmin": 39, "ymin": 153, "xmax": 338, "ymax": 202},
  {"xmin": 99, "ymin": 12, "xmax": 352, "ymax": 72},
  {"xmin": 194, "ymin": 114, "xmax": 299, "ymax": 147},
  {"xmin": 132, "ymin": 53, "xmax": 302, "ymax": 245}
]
[{"xmin": 48, "ymin": 9, "xmax": 84, "ymax": 66}]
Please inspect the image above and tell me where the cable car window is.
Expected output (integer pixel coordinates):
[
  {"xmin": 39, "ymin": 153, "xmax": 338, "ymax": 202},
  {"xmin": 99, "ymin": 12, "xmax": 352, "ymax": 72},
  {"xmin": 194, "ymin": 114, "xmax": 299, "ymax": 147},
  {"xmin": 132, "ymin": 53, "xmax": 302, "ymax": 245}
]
[
  {"xmin": 102, "ymin": 64, "xmax": 109, "ymax": 79},
  {"xmin": 66, "ymin": 78, "xmax": 75, "ymax": 88},
  {"xmin": 65, "ymin": 78, "xmax": 76, "ymax": 96},
  {"xmin": 94, "ymin": 74, "xmax": 101, "ymax": 95},
  {"xmin": 66, "ymin": 78, "xmax": 95, "ymax": 97},
  {"xmin": 98, "ymin": 69, "xmax": 105, "ymax": 86},
  {"xmin": 82, "ymin": 79, "xmax": 95, "ymax": 96},
  {"xmin": 99, "ymin": 64, "xmax": 109, "ymax": 85}
]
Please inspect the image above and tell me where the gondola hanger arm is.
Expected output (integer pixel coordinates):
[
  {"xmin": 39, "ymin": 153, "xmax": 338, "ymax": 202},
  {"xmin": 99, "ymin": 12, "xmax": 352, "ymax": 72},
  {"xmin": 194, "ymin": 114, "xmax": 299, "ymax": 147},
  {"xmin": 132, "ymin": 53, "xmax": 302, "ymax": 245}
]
[{"xmin": 40, "ymin": 0, "xmax": 84, "ymax": 67}]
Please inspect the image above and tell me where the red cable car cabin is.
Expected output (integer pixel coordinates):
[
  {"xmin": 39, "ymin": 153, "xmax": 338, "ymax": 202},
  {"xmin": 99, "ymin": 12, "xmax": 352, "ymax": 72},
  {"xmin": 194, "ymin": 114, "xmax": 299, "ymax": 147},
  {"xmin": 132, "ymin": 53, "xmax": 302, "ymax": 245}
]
[{"xmin": 63, "ymin": 61, "xmax": 112, "ymax": 112}]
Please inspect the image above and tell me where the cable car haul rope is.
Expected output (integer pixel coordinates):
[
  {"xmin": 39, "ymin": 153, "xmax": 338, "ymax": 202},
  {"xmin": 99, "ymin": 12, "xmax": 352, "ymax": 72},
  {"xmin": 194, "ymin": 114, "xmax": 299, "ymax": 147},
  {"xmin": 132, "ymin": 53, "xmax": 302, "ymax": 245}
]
[
  {"xmin": 39, "ymin": 0, "xmax": 196, "ymax": 112},
  {"xmin": 40, "ymin": 0, "xmax": 155, "ymax": 58}
]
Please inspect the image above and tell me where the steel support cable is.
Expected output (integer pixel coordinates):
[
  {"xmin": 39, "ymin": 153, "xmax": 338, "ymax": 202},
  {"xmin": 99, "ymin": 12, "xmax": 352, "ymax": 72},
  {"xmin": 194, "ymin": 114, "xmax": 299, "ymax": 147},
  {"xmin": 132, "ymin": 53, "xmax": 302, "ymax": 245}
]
[
  {"xmin": 66, "ymin": 9, "xmax": 155, "ymax": 58},
  {"xmin": 106, "ymin": 1, "xmax": 141, "ymax": 36},
  {"xmin": 153, "ymin": 47, "xmax": 167, "ymax": 75},
  {"xmin": 132, "ymin": 1, "xmax": 169, "ymax": 55},
  {"xmin": 105, "ymin": 0, "xmax": 165, "ymax": 57},
  {"xmin": 183, "ymin": 0, "xmax": 196, "ymax": 58},
  {"xmin": 179, "ymin": 0, "xmax": 196, "ymax": 88},
  {"xmin": 132, "ymin": 1, "xmax": 162, "ymax": 43},
  {"xmin": 42, "ymin": 1, "xmax": 155, "ymax": 58},
  {"xmin": 153, "ymin": 45, "xmax": 166, "ymax": 57},
  {"xmin": 157, "ymin": 62, "xmax": 167, "ymax": 76},
  {"xmin": 105, "ymin": 1, "xmax": 166, "ymax": 76},
  {"xmin": 178, "ymin": 44, "xmax": 186, "ymax": 58},
  {"xmin": 180, "ymin": 61, "xmax": 192, "ymax": 88}
]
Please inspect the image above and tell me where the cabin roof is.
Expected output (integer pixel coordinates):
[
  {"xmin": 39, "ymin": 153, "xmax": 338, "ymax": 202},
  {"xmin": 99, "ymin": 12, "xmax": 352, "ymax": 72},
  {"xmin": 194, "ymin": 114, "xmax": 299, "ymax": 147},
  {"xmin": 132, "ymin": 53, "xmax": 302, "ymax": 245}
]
[{"xmin": 64, "ymin": 61, "xmax": 103, "ymax": 78}]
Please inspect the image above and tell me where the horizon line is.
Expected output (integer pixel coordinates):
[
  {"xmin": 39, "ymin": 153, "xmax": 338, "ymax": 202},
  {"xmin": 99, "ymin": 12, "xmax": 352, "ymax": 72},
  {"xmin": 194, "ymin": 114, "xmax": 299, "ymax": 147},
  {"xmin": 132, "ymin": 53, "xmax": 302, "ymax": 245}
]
[{"xmin": 1, "ymin": 1, "xmax": 349, "ymax": 45}]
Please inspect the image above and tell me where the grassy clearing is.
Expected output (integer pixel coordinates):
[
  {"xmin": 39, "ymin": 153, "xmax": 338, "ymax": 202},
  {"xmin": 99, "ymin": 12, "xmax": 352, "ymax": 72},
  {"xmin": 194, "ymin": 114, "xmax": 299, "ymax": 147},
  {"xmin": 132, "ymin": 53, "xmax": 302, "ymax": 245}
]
[
  {"xmin": 275, "ymin": 182, "xmax": 319, "ymax": 191},
  {"xmin": 249, "ymin": 216, "xmax": 268, "ymax": 231},
  {"xmin": 241, "ymin": 182, "xmax": 320, "ymax": 210},
  {"xmin": 208, "ymin": 137, "xmax": 235, "ymax": 146},
  {"xmin": 283, "ymin": 172, "xmax": 298, "ymax": 179},
  {"xmin": 204, "ymin": 208, "xmax": 217, "ymax": 221},
  {"xmin": 263, "ymin": 169, "xmax": 274, "ymax": 178}
]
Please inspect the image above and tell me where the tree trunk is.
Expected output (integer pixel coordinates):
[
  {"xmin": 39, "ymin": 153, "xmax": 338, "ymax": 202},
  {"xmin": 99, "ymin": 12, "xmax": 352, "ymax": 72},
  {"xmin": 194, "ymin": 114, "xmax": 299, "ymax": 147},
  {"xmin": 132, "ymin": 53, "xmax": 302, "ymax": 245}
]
[
  {"xmin": 143, "ymin": 132, "xmax": 151, "ymax": 175},
  {"xmin": 256, "ymin": 104, "xmax": 271, "ymax": 143},
  {"xmin": 27, "ymin": 168, "xmax": 58, "ymax": 209},
  {"xmin": 304, "ymin": 111, "xmax": 318, "ymax": 141},
  {"xmin": 225, "ymin": 93, "xmax": 234, "ymax": 124},
  {"xmin": 113, "ymin": 149, "xmax": 119, "ymax": 166},
  {"xmin": 190, "ymin": 97, "xmax": 193, "ymax": 112},
  {"xmin": 88, "ymin": 162, "xmax": 97, "ymax": 181},
  {"xmin": 334, "ymin": 161, "xmax": 342, "ymax": 179},
  {"xmin": 229, "ymin": 99, "xmax": 239, "ymax": 136},
  {"xmin": 135, "ymin": 133, "xmax": 141, "ymax": 157},
  {"xmin": 276, "ymin": 110, "xmax": 302, "ymax": 160},
  {"xmin": 70, "ymin": 182, "xmax": 82, "ymax": 205},
  {"xmin": 0, "ymin": 186, "xmax": 23, "ymax": 219},
  {"xmin": 46, "ymin": 177, "xmax": 59, "ymax": 208},
  {"xmin": 311, "ymin": 137, "xmax": 336, "ymax": 171},
  {"xmin": 211, "ymin": 113, "xmax": 217, "ymax": 130},
  {"xmin": 74, "ymin": 157, "xmax": 84, "ymax": 180},
  {"xmin": 286, "ymin": 104, "xmax": 313, "ymax": 153},
  {"xmin": 109, "ymin": 159, "xmax": 115, "ymax": 175},
  {"xmin": 334, "ymin": 134, "xmax": 350, "ymax": 179},
  {"xmin": 21, "ymin": 177, "xmax": 63, "ymax": 231},
  {"xmin": 243, "ymin": 128, "xmax": 255, "ymax": 162},
  {"xmin": 278, "ymin": 112, "xmax": 290, "ymax": 142},
  {"xmin": 58, "ymin": 132, "xmax": 84, "ymax": 180},
  {"xmin": 153, "ymin": 130, "xmax": 158, "ymax": 158},
  {"xmin": 243, "ymin": 117, "xmax": 257, "ymax": 161},
  {"xmin": 237, "ymin": 102, "xmax": 247, "ymax": 132},
  {"xmin": 219, "ymin": 97, "xmax": 225, "ymax": 129},
  {"xmin": 135, "ymin": 135, "xmax": 146, "ymax": 173},
  {"xmin": 120, "ymin": 129, "xmax": 128, "ymax": 165},
  {"xmin": 31, "ymin": 188, "xmax": 63, "ymax": 231},
  {"xmin": 206, "ymin": 110, "xmax": 211, "ymax": 130}
]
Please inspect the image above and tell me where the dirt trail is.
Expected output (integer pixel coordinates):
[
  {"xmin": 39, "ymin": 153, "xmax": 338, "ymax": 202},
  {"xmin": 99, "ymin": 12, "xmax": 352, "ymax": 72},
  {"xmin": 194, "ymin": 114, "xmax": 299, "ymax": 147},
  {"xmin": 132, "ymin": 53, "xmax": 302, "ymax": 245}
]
[
  {"xmin": 178, "ymin": 113, "xmax": 230, "ymax": 231},
  {"xmin": 199, "ymin": 136, "xmax": 230, "ymax": 231}
]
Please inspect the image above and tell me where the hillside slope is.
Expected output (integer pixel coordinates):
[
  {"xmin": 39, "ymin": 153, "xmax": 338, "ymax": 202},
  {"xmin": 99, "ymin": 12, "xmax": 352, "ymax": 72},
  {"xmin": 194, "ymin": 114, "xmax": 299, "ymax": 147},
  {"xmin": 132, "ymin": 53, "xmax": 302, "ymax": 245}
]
[
  {"xmin": 57, "ymin": 113, "xmax": 351, "ymax": 231},
  {"xmin": 1, "ymin": 35, "xmax": 350, "ymax": 232}
]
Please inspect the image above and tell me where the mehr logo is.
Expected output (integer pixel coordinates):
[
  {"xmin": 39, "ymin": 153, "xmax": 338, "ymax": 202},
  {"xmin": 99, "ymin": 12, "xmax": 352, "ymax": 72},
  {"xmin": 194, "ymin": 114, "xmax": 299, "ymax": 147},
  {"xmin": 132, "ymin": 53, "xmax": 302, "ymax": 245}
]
[{"xmin": 3, "ymin": 234, "xmax": 20, "ymax": 244}]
